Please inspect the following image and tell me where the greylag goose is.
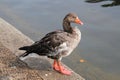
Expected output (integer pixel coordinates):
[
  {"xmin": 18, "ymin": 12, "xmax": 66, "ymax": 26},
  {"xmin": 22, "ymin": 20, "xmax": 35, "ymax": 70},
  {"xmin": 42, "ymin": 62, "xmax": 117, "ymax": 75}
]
[{"xmin": 19, "ymin": 13, "xmax": 83, "ymax": 75}]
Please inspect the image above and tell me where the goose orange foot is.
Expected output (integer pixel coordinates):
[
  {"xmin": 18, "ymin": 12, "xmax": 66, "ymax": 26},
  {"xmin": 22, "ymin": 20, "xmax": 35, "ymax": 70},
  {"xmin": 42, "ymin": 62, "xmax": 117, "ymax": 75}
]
[{"xmin": 53, "ymin": 60, "xmax": 72, "ymax": 75}]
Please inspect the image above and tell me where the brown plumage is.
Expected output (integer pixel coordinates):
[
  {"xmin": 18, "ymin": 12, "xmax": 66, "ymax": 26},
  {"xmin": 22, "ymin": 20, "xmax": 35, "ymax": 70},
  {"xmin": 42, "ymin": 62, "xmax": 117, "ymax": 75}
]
[{"xmin": 19, "ymin": 13, "xmax": 83, "ymax": 75}]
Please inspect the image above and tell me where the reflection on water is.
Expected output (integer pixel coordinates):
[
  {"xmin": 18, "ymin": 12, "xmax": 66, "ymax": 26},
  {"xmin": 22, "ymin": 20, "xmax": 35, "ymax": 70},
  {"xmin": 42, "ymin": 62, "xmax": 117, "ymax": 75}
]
[{"xmin": 85, "ymin": 0, "xmax": 120, "ymax": 7}]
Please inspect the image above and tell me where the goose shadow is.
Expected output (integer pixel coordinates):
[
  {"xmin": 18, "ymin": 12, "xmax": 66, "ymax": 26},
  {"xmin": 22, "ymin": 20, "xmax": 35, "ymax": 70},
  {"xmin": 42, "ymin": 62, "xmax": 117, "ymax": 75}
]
[{"xmin": 9, "ymin": 56, "xmax": 52, "ymax": 71}]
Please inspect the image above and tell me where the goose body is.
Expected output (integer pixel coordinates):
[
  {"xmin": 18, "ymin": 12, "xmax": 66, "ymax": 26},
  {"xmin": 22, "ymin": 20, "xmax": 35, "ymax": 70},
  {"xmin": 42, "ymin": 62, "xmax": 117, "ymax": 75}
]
[{"xmin": 19, "ymin": 13, "xmax": 83, "ymax": 75}]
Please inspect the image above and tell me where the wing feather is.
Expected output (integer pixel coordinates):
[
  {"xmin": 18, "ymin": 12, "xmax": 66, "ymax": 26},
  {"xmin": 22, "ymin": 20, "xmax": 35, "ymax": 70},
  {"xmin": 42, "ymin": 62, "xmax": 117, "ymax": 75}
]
[{"xmin": 25, "ymin": 30, "xmax": 68, "ymax": 56}]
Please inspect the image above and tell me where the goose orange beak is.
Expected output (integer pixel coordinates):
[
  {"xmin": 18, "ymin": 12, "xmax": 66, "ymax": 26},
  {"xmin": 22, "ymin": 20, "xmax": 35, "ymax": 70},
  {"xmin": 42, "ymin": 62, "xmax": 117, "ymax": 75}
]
[{"xmin": 75, "ymin": 17, "xmax": 83, "ymax": 25}]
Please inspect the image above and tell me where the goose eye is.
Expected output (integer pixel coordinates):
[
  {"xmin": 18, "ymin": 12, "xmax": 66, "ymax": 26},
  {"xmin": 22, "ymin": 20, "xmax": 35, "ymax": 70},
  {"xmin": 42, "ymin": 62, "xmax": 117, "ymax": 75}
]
[{"xmin": 72, "ymin": 16, "xmax": 76, "ymax": 19}]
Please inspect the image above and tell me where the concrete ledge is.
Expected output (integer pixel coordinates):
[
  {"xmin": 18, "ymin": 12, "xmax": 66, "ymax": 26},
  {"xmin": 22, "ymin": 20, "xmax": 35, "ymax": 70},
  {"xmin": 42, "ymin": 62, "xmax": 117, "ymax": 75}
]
[{"xmin": 0, "ymin": 18, "xmax": 85, "ymax": 80}]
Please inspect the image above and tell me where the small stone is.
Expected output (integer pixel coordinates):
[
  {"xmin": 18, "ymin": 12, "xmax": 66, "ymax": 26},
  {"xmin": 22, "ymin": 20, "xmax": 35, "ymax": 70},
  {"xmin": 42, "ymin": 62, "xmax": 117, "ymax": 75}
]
[
  {"xmin": 45, "ymin": 74, "xmax": 48, "ymax": 76},
  {"xmin": 11, "ymin": 66, "xmax": 16, "ymax": 69}
]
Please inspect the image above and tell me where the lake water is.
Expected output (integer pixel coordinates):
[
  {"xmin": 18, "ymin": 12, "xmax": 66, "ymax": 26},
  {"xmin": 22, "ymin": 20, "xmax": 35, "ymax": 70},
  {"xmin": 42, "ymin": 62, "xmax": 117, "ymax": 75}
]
[{"xmin": 0, "ymin": 0, "xmax": 120, "ymax": 80}]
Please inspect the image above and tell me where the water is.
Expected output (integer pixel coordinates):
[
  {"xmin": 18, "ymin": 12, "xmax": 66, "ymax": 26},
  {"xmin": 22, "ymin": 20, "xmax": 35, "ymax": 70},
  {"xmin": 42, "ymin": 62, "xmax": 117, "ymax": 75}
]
[{"xmin": 0, "ymin": 0, "xmax": 120, "ymax": 80}]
